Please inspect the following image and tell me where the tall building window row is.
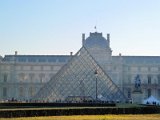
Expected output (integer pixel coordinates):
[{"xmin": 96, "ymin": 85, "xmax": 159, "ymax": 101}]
[
  {"xmin": 17, "ymin": 73, "xmax": 55, "ymax": 83},
  {"xmin": 128, "ymin": 74, "xmax": 160, "ymax": 85},
  {"xmin": 17, "ymin": 66, "xmax": 59, "ymax": 71},
  {"xmin": 128, "ymin": 66, "xmax": 160, "ymax": 72},
  {"xmin": 17, "ymin": 58, "xmax": 69, "ymax": 63},
  {"xmin": 15, "ymin": 72, "xmax": 160, "ymax": 84}
]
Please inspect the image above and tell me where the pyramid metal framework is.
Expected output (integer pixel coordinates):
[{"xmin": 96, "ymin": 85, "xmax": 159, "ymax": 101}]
[{"xmin": 33, "ymin": 46, "xmax": 127, "ymax": 102}]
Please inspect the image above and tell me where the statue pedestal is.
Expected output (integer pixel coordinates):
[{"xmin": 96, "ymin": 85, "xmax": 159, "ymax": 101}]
[{"xmin": 132, "ymin": 90, "xmax": 143, "ymax": 104}]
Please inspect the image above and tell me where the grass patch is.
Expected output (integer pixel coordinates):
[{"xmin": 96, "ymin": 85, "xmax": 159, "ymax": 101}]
[
  {"xmin": 0, "ymin": 114, "xmax": 160, "ymax": 120},
  {"xmin": 116, "ymin": 103, "xmax": 143, "ymax": 108}
]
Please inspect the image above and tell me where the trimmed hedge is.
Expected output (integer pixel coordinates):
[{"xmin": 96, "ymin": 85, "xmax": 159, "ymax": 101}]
[
  {"xmin": 0, "ymin": 103, "xmax": 160, "ymax": 118},
  {"xmin": 0, "ymin": 106, "xmax": 160, "ymax": 118},
  {"xmin": 0, "ymin": 102, "xmax": 115, "ymax": 108}
]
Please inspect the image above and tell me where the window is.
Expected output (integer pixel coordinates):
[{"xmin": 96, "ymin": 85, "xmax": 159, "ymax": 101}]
[
  {"xmin": 29, "ymin": 73, "xmax": 35, "ymax": 82},
  {"xmin": 58, "ymin": 58, "xmax": 65, "ymax": 62},
  {"xmin": 158, "ymin": 89, "xmax": 160, "ymax": 97},
  {"xmin": 50, "ymin": 66, "xmax": 54, "ymax": 71},
  {"xmin": 28, "ymin": 58, "xmax": 36, "ymax": 62},
  {"xmin": 38, "ymin": 59, "xmax": 46, "ymax": 62},
  {"xmin": 148, "ymin": 89, "xmax": 151, "ymax": 97},
  {"xmin": 19, "ymin": 87, "xmax": 24, "ymax": 97},
  {"xmin": 39, "ymin": 73, "xmax": 45, "ymax": 83},
  {"xmin": 20, "ymin": 66, "xmax": 23, "ymax": 70},
  {"xmin": 19, "ymin": 73, "xmax": 26, "ymax": 82},
  {"xmin": 3, "ymin": 87, "xmax": 7, "ymax": 97},
  {"xmin": 49, "ymin": 73, "xmax": 54, "ymax": 78},
  {"xmin": 128, "ymin": 75, "xmax": 131, "ymax": 84},
  {"xmin": 113, "ymin": 66, "xmax": 116, "ymax": 71},
  {"xmin": 29, "ymin": 87, "xmax": 35, "ymax": 97},
  {"xmin": 158, "ymin": 75, "xmax": 160, "ymax": 84},
  {"xmin": 30, "ymin": 66, "xmax": 34, "ymax": 71},
  {"xmin": 127, "ymin": 88, "xmax": 131, "ymax": 98},
  {"xmin": 127, "ymin": 67, "xmax": 130, "ymax": 71},
  {"xmin": 148, "ymin": 75, "xmax": 151, "ymax": 84},
  {"xmin": 138, "ymin": 67, "xmax": 141, "ymax": 72},
  {"xmin": 148, "ymin": 67, "xmax": 151, "ymax": 72},
  {"xmin": 40, "ymin": 66, "xmax": 43, "ymax": 71},
  {"xmin": 18, "ymin": 58, "xmax": 26, "ymax": 62},
  {"xmin": 3, "ymin": 74, "xmax": 8, "ymax": 82},
  {"xmin": 48, "ymin": 58, "xmax": 56, "ymax": 62}
]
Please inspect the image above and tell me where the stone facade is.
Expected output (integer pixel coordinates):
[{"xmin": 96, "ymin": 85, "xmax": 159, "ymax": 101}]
[
  {"xmin": 0, "ymin": 55, "xmax": 70, "ymax": 101},
  {"xmin": 0, "ymin": 32, "xmax": 160, "ymax": 102}
]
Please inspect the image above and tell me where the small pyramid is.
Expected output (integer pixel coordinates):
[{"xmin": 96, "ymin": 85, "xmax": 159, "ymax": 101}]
[{"xmin": 33, "ymin": 46, "xmax": 127, "ymax": 102}]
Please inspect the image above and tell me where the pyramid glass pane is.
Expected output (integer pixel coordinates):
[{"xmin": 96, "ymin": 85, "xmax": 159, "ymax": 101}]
[{"xmin": 33, "ymin": 47, "xmax": 127, "ymax": 102}]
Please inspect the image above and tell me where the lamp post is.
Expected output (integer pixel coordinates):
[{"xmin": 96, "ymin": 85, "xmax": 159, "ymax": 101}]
[{"xmin": 94, "ymin": 70, "xmax": 98, "ymax": 101}]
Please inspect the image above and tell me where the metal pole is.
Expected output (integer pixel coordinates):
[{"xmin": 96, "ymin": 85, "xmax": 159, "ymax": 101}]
[
  {"xmin": 96, "ymin": 77, "xmax": 97, "ymax": 101},
  {"xmin": 94, "ymin": 70, "xmax": 98, "ymax": 101}
]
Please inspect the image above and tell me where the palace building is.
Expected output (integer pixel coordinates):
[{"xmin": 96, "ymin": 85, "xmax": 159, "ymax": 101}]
[{"xmin": 0, "ymin": 32, "xmax": 160, "ymax": 103}]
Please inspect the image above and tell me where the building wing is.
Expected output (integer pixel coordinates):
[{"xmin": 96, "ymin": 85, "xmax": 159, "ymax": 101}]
[{"xmin": 33, "ymin": 46, "xmax": 127, "ymax": 102}]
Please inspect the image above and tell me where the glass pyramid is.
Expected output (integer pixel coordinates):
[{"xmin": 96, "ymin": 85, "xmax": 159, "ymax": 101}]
[{"xmin": 33, "ymin": 47, "xmax": 127, "ymax": 102}]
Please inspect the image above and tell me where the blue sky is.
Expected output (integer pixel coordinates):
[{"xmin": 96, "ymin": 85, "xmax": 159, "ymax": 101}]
[{"xmin": 1, "ymin": 0, "xmax": 160, "ymax": 56}]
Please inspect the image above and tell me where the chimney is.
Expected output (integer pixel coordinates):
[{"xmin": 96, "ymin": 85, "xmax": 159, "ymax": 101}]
[
  {"xmin": 70, "ymin": 52, "xmax": 73, "ymax": 56},
  {"xmin": 15, "ymin": 51, "xmax": 18, "ymax": 55},
  {"xmin": 107, "ymin": 33, "xmax": 110, "ymax": 41},
  {"xmin": 82, "ymin": 33, "xmax": 85, "ymax": 46},
  {"xmin": 107, "ymin": 33, "xmax": 110, "ymax": 46}
]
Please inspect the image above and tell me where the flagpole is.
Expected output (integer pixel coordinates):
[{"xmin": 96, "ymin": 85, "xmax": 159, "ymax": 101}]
[{"xmin": 94, "ymin": 26, "xmax": 97, "ymax": 32}]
